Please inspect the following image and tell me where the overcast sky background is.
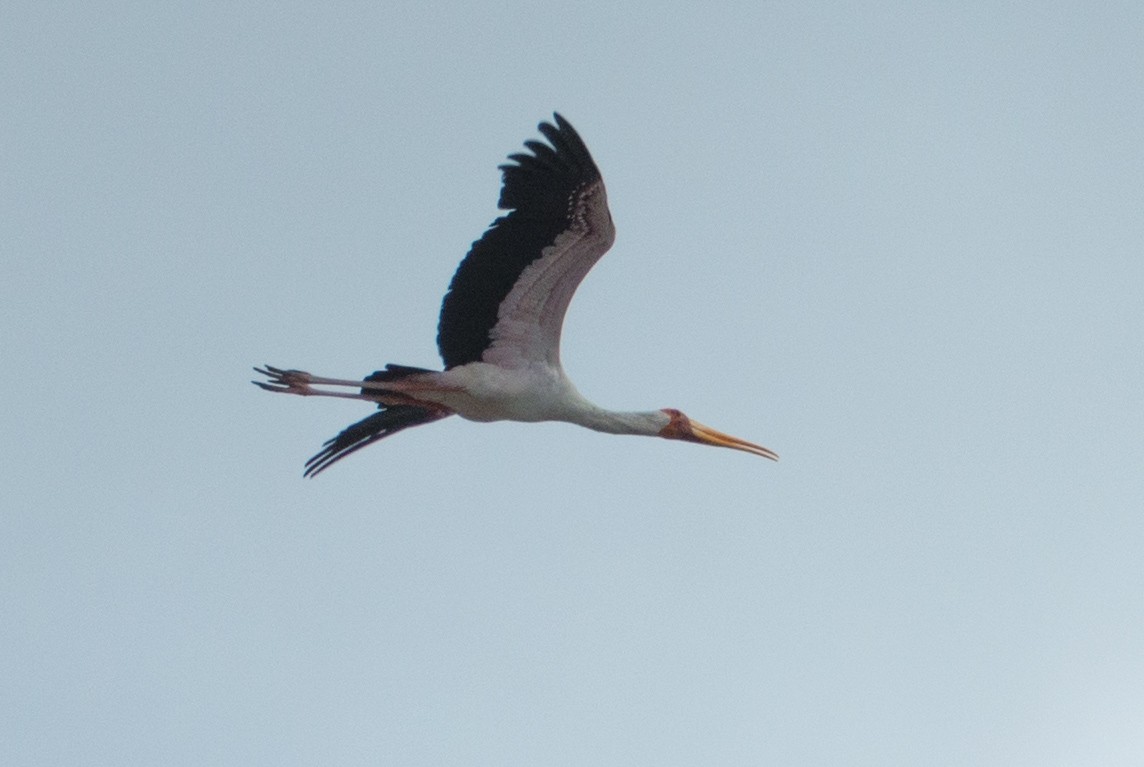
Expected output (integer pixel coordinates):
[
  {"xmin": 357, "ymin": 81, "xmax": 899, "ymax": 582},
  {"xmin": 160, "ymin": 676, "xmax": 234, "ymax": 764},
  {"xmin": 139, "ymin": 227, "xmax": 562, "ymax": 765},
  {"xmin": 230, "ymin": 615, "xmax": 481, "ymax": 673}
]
[{"xmin": 3, "ymin": 2, "xmax": 1142, "ymax": 765}]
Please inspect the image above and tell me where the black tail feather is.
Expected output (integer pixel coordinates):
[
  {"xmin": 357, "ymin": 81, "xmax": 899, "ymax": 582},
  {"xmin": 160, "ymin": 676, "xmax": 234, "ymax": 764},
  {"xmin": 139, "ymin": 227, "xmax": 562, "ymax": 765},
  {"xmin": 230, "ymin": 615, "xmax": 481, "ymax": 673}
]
[
  {"xmin": 305, "ymin": 363, "xmax": 448, "ymax": 477},
  {"xmin": 364, "ymin": 364, "xmax": 435, "ymax": 384},
  {"xmin": 304, "ymin": 405, "xmax": 450, "ymax": 478}
]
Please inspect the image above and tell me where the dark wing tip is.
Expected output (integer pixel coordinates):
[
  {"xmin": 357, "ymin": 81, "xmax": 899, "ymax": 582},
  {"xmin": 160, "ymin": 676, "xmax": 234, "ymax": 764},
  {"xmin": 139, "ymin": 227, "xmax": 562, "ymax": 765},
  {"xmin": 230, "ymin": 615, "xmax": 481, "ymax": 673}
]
[
  {"xmin": 496, "ymin": 113, "xmax": 601, "ymax": 212},
  {"xmin": 303, "ymin": 405, "xmax": 448, "ymax": 477}
]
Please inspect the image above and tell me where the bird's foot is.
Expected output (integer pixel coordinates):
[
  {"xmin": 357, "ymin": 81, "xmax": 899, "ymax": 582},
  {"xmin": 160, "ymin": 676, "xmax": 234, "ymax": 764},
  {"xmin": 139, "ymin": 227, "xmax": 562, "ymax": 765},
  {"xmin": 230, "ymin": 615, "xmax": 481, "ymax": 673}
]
[{"xmin": 252, "ymin": 365, "xmax": 317, "ymax": 396}]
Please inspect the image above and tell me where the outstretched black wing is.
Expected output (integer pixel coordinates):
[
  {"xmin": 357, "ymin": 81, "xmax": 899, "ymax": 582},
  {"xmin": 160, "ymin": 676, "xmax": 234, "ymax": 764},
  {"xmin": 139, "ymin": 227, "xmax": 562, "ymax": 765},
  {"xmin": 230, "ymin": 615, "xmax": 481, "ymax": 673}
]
[{"xmin": 436, "ymin": 113, "xmax": 615, "ymax": 369}]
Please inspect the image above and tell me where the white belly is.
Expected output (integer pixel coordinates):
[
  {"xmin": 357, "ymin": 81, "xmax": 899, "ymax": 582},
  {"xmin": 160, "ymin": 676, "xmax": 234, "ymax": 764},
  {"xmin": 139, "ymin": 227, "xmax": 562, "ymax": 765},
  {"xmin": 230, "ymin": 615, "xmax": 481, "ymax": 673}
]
[{"xmin": 426, "ymin": 362, "xmax": 587, "ymax": 423}]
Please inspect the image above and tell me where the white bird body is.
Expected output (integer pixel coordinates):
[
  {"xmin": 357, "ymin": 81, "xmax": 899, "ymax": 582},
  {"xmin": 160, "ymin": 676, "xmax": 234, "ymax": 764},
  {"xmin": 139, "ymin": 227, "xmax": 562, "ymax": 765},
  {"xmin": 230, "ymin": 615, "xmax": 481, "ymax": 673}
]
[
  {"xmin": 255, "ymin": 114, "xmax": 776, "ymax": 476},
  {"xmin": 428, "ymin": 361, "xmax": 584, "ymax": 423}
]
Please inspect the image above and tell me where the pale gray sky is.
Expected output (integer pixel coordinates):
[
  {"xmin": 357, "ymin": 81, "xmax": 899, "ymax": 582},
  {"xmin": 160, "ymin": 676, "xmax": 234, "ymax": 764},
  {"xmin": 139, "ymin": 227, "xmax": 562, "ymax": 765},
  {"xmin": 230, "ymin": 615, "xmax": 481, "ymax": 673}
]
[{"xmin": 3, "ymin": 2, "xmax": 1143, "ymax": 765}]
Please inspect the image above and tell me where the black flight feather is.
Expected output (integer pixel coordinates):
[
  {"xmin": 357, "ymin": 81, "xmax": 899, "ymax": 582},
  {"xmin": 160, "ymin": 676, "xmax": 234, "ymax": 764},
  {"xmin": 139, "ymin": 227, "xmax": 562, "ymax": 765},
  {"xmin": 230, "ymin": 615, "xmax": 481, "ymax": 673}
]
[
  {"xmin": 436, "ymin": 113, "xmax": 603, "ymax": 369},
  {"xmin": 303, "ymin": 406, "xmax": 447, "ymax": 478},
  {"xmin": 303, "ymin": 364, "xmax": 448, "ymax": 477}
]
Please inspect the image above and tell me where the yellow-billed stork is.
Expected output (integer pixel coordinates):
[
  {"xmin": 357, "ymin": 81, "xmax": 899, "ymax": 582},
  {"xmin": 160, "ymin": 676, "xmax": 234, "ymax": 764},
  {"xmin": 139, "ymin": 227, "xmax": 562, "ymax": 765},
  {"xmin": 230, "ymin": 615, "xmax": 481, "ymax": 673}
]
[{"xmin": 255, "ymin": 114, "xmax": 777, "ymax": 476}]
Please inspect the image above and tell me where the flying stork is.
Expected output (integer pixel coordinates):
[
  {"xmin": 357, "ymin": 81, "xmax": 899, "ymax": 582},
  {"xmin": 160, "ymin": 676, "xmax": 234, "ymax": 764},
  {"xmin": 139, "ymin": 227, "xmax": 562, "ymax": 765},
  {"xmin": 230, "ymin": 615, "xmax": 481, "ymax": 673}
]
[{"xmin": 255, "ymin": 114, "xmax": 778, "ymax": 476}]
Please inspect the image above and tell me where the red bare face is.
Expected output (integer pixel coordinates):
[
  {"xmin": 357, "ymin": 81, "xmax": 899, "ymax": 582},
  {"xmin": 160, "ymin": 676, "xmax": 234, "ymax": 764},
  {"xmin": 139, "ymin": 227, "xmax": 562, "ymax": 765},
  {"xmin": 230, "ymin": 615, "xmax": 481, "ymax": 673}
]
[{"xmin": 657, "ymin": 408, "xmax": 693, "ymax": 441}]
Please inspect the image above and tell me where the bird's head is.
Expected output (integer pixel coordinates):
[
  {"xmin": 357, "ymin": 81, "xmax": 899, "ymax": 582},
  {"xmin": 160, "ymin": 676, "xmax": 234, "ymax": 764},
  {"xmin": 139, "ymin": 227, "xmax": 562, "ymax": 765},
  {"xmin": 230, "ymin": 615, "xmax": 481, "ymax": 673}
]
[{"xmin": 658, "ymin": 408, "xmax": 778, "ymax": 461}]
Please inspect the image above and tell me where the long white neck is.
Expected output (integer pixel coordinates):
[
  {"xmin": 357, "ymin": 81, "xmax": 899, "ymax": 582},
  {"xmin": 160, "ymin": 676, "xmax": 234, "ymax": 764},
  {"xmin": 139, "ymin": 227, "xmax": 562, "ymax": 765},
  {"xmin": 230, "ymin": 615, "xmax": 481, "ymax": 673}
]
[{"xmin": 556, "ymin": 396, "xmax": 669, "ymax": 437}]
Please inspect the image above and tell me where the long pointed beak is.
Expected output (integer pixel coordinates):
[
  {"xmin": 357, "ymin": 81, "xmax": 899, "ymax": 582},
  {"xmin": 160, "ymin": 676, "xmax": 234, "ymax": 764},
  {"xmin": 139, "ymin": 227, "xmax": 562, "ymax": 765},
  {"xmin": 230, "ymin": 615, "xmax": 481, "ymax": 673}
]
[{"xmin": 689, "ymin": 420, "xmax": 779, "ymax": 461}]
